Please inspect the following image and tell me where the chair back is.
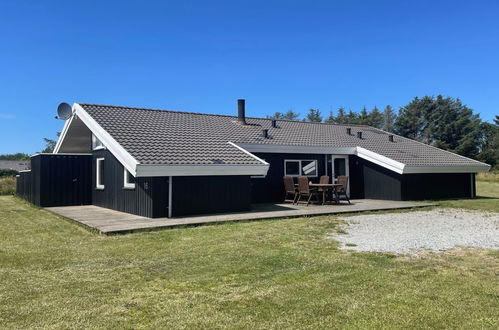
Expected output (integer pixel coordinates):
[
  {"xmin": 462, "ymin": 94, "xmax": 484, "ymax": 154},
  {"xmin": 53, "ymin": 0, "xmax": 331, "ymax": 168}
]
[
  {"xmin": 283, "ymin": 176, "xmax": 296, "ymax": 194},
  {"xmin": 297, "ymin": 176, "xmax": 310, "ymax": 194},
  {"xmin": 319, "ymin": 175, "xmax": 330, "ymax": 184},
  {"xmin": 337, "ymin": 176, "xmax": 349, "ymax": 191}
]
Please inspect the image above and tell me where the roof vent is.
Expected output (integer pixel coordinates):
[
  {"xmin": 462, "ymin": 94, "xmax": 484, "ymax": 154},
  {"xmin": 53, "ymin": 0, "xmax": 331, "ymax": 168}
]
[
  {"xmin": 237, "ymin": 99, "xmax": 246, "ymax": 125},
  {"xmin": 388, "ymin": 135, "xmax": 394, "ymax": 142},
  {"xmin": 357, "ymin": 131, "xmax": 363, "ymax": 139},
  {"xmin": 271, "ymin": 119, "xmax": 277, "ymax": 128},
  {"xmin": 346, "ymin": 127, "xmax": 352, "ymax": 135},
  {"xmin": 262, "ymin": 129, "xmax": 269, "ymax": 139}
]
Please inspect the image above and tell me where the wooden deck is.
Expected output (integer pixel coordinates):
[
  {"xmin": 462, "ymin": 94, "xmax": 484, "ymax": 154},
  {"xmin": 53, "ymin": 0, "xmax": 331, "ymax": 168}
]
[{"xmin": 45, "ymin": 199, "xmax": 435, "ymax": 234}]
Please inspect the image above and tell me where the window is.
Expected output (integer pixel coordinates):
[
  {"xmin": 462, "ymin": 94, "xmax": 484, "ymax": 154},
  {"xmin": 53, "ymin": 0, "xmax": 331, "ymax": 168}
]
[
  {"xmin": 284, "ymin": 160, "xmax": 317, "ymax": 177},
  {"xmin": 96, "ymin": 158, "xmax": 105, "ymax": 189},
  {"xmin": 123, "ymin": 168, "xmax": 136, "ymax": 189},
  {"xmin": 92, "ymin": 134, "xmax": 105, "ymax": 150}
]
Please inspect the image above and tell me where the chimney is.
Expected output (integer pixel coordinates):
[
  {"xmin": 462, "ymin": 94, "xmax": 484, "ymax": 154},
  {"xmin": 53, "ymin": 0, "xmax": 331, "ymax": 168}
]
[
  {"xmin": 388, "ymin": 135, "xmax": 394, "ymax": 142},
  {"xmin": 237, "ymin": 99, "xmax": 246, "ymax": 125},
  {"xmin": 271, "ymin": 119, "xmax": 277, "ymax": 128},
  {"xmin": 262, "ymin": 129, "xmax": 269, "ymax": 139},
  {"xmin": 346, "ymin": 127, "xmax": 352, "ymax": 135},
  {"xmin": 357, "ymin": 131, "xmax": 363, "ymax": 139}
]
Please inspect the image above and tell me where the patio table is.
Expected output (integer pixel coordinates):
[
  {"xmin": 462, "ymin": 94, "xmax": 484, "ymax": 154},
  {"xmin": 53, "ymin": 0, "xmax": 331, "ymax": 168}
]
[{"xmin": 309, "ymin": 183, "xmax": 343, "ymax": 205}]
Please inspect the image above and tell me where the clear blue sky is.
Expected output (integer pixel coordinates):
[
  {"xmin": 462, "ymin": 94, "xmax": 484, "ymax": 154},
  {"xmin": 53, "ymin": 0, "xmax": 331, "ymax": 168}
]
[{"xmin": 1, "ymin": 0, "xmax": 498, "ymax": 154}]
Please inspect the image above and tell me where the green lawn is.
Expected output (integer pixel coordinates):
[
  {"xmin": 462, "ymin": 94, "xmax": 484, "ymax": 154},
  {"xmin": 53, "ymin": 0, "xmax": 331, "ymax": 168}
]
[{"xmin": 0, "ymin": 183, "xmax": 498, "ymax": 329}]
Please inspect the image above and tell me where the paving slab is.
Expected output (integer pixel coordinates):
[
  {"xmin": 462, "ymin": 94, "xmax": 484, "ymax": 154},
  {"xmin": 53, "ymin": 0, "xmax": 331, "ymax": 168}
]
[{"xmin": 45, "ymin": 199, "xmax": 435, "ymax": 234}]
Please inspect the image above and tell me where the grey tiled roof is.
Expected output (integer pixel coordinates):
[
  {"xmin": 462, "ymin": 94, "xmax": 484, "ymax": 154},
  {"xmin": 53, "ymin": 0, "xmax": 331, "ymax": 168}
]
[
  {"xmin": 0, "ymin": 160, "xmax": 30, "ymax": 172},
  {"xmin": 80, "ymin": 103, "xmax": 489, "ymax": 169}
]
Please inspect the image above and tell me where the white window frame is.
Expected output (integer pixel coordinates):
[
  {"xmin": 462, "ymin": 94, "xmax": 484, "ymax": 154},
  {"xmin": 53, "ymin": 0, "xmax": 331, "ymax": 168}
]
[
  {"xmin": 123, "ymin": 168, "xmax": 136, "ymax": 189},
  {"xmin": 284, "ymin": 159, "xmax": 318, "ymax": 177},
  {"xmin": 92, "ymin": 134, "xmax": 106, "ymax": 150},
  {"xmin": 96, "ymin": 158, "xmax": 105, "ymax": 189}
]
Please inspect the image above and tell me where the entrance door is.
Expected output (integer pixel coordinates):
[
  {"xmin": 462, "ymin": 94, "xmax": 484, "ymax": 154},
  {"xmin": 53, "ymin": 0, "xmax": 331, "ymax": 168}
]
[{"xmin": 331, "ymin": 155, "xmax": 350, "ymax": 195}]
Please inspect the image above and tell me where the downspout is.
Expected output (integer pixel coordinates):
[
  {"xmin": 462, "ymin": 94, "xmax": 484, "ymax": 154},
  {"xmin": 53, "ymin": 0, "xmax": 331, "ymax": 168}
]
[{"xmin": 168, "ymin": 176, "xmax": 173, "ymax": 218}]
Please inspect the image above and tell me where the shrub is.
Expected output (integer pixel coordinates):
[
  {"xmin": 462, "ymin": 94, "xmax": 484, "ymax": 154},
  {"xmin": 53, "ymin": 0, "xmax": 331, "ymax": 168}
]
[
  {"xmin": 0, "ymin": 176, "xmax": 16, "ymax": 195},
  {"xmin": 0, "ymin": 169, "xmax": 19, "ymax": 177}
]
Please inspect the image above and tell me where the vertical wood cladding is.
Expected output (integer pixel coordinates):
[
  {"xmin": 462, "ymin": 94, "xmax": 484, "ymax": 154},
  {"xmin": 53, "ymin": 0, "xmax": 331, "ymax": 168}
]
[
  {"xmin": 91, "ymin": 150, "xmax": 169, "ymax": 218},
  {"xmin": 171, "ymin": 176, "xmax": 252, "ymax": 216},
  {"xmin": 250, "ymin": 153, "xmax": 327, "ymax": 203},
  {"xmin": 401, "ymin": 172, "xmax": 473, "ymax": 200},
  {"xmin": 16, "ymin": 154, "xmax": 92, "ymax": 207},
  {"xmin": 349, "ymin": 155, "xmax": 474, "ymax": 200}
]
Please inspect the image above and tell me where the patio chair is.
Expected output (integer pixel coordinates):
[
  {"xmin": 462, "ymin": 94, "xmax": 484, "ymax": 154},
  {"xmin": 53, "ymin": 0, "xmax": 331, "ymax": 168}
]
[
  {"xmin": 336, "ymin": 175, "xmax": 351, "ymax": 204},
  {"xmin": 296, "ymin": 176, "xmax": 319, "ymax": 206},
  {"xmin": 318, "ymin": 175, "xmax": 330, "ymax": 204},
  {"xmin": 283, "ymin": 176, "xmax": 298, "ymax": 204}
]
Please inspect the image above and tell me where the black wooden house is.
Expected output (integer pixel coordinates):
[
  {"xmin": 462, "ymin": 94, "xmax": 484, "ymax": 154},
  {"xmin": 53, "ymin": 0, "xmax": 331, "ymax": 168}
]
[{"xmin": 17, "ymin": 100, "xmax": 490, "ymax": 217}]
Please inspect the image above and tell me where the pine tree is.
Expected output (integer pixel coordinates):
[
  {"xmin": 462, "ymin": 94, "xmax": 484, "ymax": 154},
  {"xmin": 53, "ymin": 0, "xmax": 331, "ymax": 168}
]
[
  {"xmin": 346, "ymin": 110, "xmax": 358, "ymax": 124},
  {"xmin": 367, "ymin": 106, "xmax": 384, "ymax": 128},
  {"xmin": 325, "ymin": 110, "xmax": 335, "ymax": 124},
  {"xmin": 395, "ymin": 95, "xmax": 482, "ymax": 158},
  {"xmin": 268, "ymin": 110, "xmax": 300, "ymax": 121},
  {"xmin": 357, "ymin": 106, "xmax": 369, "ymax": 125},
  {"xmin": 382, "ymin": 105, "xmax": 396, "ymax": 132},
  {"xmin": 305, "ymin": 109, "xmax": 323, "ymax": 122},
  {"xmin": 335, "ymin": 107, "xmax": 347, "ymax": 124}
]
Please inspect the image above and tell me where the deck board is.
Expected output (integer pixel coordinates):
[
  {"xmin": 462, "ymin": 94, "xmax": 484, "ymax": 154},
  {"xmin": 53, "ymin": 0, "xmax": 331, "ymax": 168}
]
[{"xmin": 45, "ymin": 199, "xmax": 435, "ymax": 234}]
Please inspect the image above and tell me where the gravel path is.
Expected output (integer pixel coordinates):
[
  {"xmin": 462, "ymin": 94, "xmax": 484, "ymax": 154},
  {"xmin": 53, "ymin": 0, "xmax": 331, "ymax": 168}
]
[{"xmin": 335, "ymin": 208, "xmax": 499, "ymax": 254}]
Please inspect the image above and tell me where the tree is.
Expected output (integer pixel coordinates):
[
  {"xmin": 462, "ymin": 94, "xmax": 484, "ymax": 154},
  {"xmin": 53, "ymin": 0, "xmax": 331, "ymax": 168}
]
[
  {"xmin": 395, "ymin": 95, "xmax": 482, "ymax": 158},
  {"xmin": 0, "ymin": 153, "xmax": 30, "ymax": 160},
  {"xmin": 335, "ymin": 107, "xmax": 348, "ymax": 124},
  {"xmin": 324, "ymin": 110, "xmax": 335, "ymax": 124},
  {"xmin": 267, "ymin": 110, "xmax": 300, "ymax": 121},
  {"xmin": 495, "ymin": 115, "xmax": 499, "ymax": 125},
  {"xmin": 41, "ymin": 138, "xmax": 57, "ymax": 153},
  {"xmin": 305, "ymin": 108, "xmax": 322, "ymax": 122},
  {"xmin": 40, "ymin": 132, "xmax": 61, "ymax": 153},
  {"xmin": 367, "ymin": 106, "xmax": 384, "ymax": 129},
  {"xmin": 357, "ymin": 106, "xmax": 369, "ymax": 125},
  {"xmin": 394, "ymin": 96, "xmax": 432, "ymax": 142},
  {"xmin": 346, "ymin": 110, "xmax": 358, "ymax": 125},
  {"xmin": 477, "ymin": 120, "xmax": 499, "ymax": 169},
  {"xmin": 382, "ymin": 105, "xmax": 397, "ymax": 132}
]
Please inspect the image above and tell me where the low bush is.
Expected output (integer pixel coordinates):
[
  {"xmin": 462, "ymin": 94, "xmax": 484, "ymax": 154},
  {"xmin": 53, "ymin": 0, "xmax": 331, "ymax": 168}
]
[
  {"xmin": 0, "ymin": 169, "xmax": 19, "ymax": 177},
  {"xmin": 477, "ymin": 171, "xmax": 499, "ymax": 183},
  {"xmin": 0, "ymin": 176, "xmax": 16, "ymax": 195}
]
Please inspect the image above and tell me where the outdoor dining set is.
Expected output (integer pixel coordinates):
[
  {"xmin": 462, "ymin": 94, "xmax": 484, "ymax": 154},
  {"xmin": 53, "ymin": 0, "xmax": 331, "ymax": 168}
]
[{"xmin": 283, "ymin": 175, "xmax": 351, "ymax": 206}]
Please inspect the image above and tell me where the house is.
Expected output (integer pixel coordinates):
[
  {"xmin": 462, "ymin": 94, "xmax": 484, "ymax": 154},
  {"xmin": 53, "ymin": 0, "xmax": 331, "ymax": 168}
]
[
  {"xmin": 16, "ymin": 100, "xmax": 490, "ymax": 218},
  {"xmin": 0, "ymin": 160, "xmax": 30, "ymax": 172}
]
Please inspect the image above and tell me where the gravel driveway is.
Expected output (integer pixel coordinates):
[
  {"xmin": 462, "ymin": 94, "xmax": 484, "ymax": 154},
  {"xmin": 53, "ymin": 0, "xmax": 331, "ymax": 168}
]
[{"xmin": 335, "ymin": 208, "xmax": 499, "ymax": 254}]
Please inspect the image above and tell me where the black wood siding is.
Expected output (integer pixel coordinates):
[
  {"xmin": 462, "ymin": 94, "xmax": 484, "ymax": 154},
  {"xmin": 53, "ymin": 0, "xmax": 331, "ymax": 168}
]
[
  {"xmin": 250, "ymin": 153, "xmax": 327, "ymax": 203},
  {"xmin": 401, "ymin": 173, "xmax": 473, "ymax": 200},
  {"xmin": 349, "ymin": 155, "xmax": 474, "ymax": 200},
  {"xmin": 16, "ymin": 154, "xmax": 92, "ymax": 207},
  {"xmin": 349, "ymin": 155, "xmax": 401, "ymax": 200},
  {"xmin": 172, "ymin": 176, "xmax": 251, "ymax": 216},
  {"xmin": 92, "ymin": 150, "xmax": 169, "ymax": 218}
]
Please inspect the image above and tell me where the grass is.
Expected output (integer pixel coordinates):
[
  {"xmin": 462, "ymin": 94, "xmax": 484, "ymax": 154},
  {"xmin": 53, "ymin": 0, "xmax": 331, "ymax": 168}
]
[
  {"xmin": 477, "ymin": 171, "xmax": 499, "ymax": 183},
  {"xmin": 1, "ymin": 184, "xmax": 498, "ymax": 328},
  {"xmin": 0, "ymin": 176, "xmax": 16, "ymax": 195}
]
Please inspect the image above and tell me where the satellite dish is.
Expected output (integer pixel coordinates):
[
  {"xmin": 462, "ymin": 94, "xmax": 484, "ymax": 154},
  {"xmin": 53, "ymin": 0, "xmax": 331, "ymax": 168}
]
[{"xmin": 57, "ymin": 102, "xmax": 73, "ymax": 120}]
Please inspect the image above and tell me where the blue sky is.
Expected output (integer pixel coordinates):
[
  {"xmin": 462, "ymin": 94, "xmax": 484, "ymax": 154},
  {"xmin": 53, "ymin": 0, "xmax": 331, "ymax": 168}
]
[{"xmin": 1, "ymin": 0, "xmax": 498, "ymax": 154}]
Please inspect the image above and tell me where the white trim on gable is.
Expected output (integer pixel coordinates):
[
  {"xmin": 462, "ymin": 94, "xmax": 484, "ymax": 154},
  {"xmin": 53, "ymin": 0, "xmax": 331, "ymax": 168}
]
[
  {"xmin": 355, "ymin": 147, "xmax": 406, "ymax": 174},
  {"xmin": 72, "ymin": 103, "xmax": 140, "ymax": 176},
  {"xmin": 53, "ymin": 112, "xmax": 75, "ymax": 154}
]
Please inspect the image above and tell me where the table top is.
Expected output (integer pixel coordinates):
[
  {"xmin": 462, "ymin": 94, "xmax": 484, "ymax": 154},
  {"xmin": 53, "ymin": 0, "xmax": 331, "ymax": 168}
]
[{"xmin": 309, "ymin": 183, "xmax": 342, "ymax": 187}]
